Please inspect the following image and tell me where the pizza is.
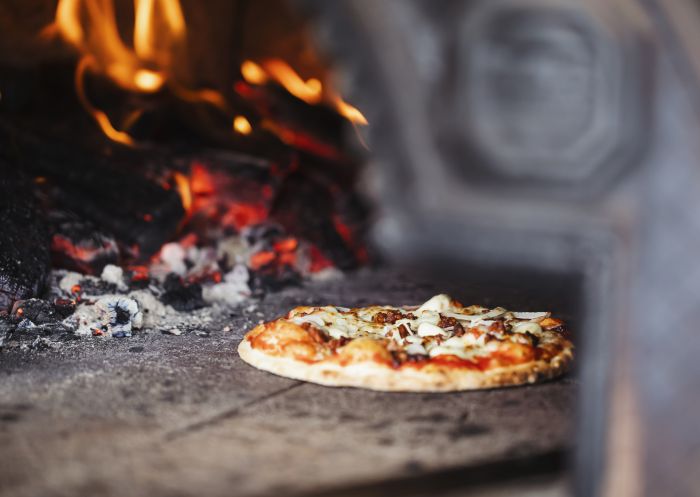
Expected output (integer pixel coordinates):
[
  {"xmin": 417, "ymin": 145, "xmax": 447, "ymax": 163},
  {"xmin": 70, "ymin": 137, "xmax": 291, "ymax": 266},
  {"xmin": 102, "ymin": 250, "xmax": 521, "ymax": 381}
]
[{"xmin": 237, "ymin": 294, "xmax": 573, "ymax": 392}]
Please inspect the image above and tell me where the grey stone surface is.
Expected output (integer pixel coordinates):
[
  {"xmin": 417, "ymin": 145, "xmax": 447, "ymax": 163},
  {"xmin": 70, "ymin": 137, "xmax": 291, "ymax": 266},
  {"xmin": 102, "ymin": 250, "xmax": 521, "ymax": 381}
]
[{"xmin": 0, "ymin": 268, "xmax": 576, "ymax": 497}]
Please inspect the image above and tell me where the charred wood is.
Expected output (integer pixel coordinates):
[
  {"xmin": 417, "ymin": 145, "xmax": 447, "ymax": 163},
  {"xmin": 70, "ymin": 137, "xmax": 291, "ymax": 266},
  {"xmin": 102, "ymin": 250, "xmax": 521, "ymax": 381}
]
[
  {"xmin": 46, "ymin": 208, "xmax": 120, "ymax": 275},
  {"xmin": 235, "ymin": 81, "xmax": 351, "ymax": 164},
  {"xmin": 0, "ymin": 119, "xmax": 185, "ymax": 259},
  {"xmin": 0, "ymin": 167, "xmax": 50, "ymax": 311},
  {"xmin": 270, "ymin": 172, "xmax": 359, "ymax": 270}
]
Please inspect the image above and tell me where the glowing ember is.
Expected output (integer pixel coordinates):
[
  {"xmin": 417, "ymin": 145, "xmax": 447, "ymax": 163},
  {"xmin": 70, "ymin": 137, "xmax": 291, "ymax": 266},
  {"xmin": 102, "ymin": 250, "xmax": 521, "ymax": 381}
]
[
  {"xmin": 190, "ymin": 163, "xmax": 215, "ymax": 195},
  {"xmin": 128, "ymin": 265, "xmax": 150, "ymax": 282},
  {"xmin": 273, "ymin": 238, "xmax": 298, "ymax": 253},
  {"xmin": 308, "ymin": 246, "xmax": 335, "ymax": 273},
  {"xmin": 51, "ymin": 234, "xmax": 120, "ymax": 274},
  {"xmin": 221, "ymin": 203, "xmax": 267, "ymax": 231},
  {"xmin": 250, "ymin": 251, "xmax": 276, "ymax": 270}
]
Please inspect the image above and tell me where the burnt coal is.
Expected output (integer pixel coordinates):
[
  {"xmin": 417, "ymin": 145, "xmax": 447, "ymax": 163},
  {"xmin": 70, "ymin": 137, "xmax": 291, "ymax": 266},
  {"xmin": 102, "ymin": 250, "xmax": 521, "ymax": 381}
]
[
  {"xmin": 0, "ymin": 316, "xmax": 14, "ymax": 348},
  {"xmin": 160, "ymin": 274, "xmax": 205, "ymax": 312},
  {"xmin": 53, "ymin": 298, "xmax": 77, "ymax": 318},
  {"xmin": 0, "ymin": 119, "xmax": 185, "ymax": 260},
  {"xmin": 5, "ymin": 295, "xmax": 76, "ymax": 343},
  {"xmin": 249, "ymin": 265, "xmax": 302, "ymax": 295},
  {"xmin": 0, "ymin": 77, "xmax": 369, "ymax": 307},
  {"xmin": 11, "ymin": 298, "xmax": 65, "ymax": 325},
  {"xmin": 236, "ymin": 82, "xmax": 348, "ymax": 162},
  {"xmin": 0, "ymin": 170, "xmax": 51, "ymax": 312},
  {"xmin": 271, "ymin": 172, "xmax": 359, "ymax": 270},
  {"xmin": 243, "ymin": 223, "xmax": 286, "ymax": 246}
]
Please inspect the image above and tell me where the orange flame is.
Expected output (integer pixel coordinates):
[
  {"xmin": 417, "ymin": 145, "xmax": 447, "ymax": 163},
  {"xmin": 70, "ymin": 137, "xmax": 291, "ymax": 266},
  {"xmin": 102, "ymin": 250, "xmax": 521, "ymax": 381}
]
[
  {"xmin": 46, "ymin": 0, "xmax": 188, "ymax": 145},
  {"xmin": 51, "ymin": 0, "xmax": 185, "ymax": 92},
  {"xmin": 241, "ymin": 59, "xmax": 368, "ymax": 126},
  {"xmin": 240, "ymin": 60, "xmax": 268, "ymax": 86},
  {"xmin": 330, "ymin": 94, "xmax": 368, "ymax": 126},
  {"xmin": 262, "ymin": 60, "xmax": 322, "ymax": 105},
  {"xmin": 233, "ymin": 116, "xmax": 253, "ymax": 135},
  {"xmin": 173, "ymin": 171, "xmax": 192, "ymax": 214},
  {"xmin": 45, "ymin": 0, "xmax": 366, "ymax": 147}
]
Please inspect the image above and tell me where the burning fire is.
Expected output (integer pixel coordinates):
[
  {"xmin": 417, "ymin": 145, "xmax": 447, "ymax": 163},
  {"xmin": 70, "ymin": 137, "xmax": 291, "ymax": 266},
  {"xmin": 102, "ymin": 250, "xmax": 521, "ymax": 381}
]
[
  {"xmin": 44, "ymin": 0, "xmax": 187, "ymax": 145},
  {"xmin": 40, "ymin": 1, "xmax": 369, "ymax": 281},
  {"xmin": 241, "ymin": 59, "xmax": 368, "ymax": 126},
  {"xmin": 52, "ymin": 0, "xmax": 186, "ymax": 90},
  {"xmin": 43, "ymin": 0, "xmax": 367, "ymax": 147}
]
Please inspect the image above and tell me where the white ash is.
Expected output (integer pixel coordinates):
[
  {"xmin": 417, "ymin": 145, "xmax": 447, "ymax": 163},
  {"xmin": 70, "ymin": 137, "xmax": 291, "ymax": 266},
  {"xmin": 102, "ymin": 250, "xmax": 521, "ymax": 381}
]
[
  {"xmin": 57, "ymin": 271, "xmax": 113, "ymax": 299},
  {"xmin": 186, "ymin": 245, "xmax": 218, "ymax": 279},
  {"xmin": 55, "ymin": 277, "xmax": 233, "ymax": 338},
  {"xmin": 64, "ymin": 299, "xmax": 105, "ymax": 336},
  {"xmin": 21, "ymin": 337, "xmax": 62, "ymax": 351},
  {"xmin": 309, "ymin": 267, "xmax": 344, "ymax": 282},
  {"xmin": 202, "ymin": 264, "xmax": 250, "ymax": 306},
  {"xmin": 128, "ymin": 290, "xmax": 171, "ymax": 328},
  {"xmin": 150, "ymin": 237, "xmax": 246, "ymax": 284},
  {"xmin": 217, "ymin": 235, "xmax": 252, "ymax": 266},
  {"xmin": 58, "ymin": 271, "xmax": 86, "ymax": 295},
  {"xmin": 16, "ymin": 319, "xmax": 37, "ymax": 331},
  {"xmin": 159, "ymin": 242, "xmax": 188, "ymax": 276},
  {"xmin": 45, "ymin": 222, "xmax": 352, "ymax": 339},
  {"xmin": 62, "ymin": 288, "xmax": 185, "ymax": 337},
  {"xmin": 100, "ymin": 264, "xmax": 127, "ymax": 291},
  {"xmin": 65, "ymin": 296, "xmax": 142, "ymax": 337},
  {"xmin": 97, "ymin": 297, "xmax": 141, "ymax": 338}
]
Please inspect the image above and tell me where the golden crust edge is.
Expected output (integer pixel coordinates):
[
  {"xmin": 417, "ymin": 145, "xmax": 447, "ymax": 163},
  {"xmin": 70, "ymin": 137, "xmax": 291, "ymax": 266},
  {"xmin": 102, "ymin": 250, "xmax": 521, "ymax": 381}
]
[{"xmin": 237, "ymin": 338, "xmax": 573, "ymax": 392}]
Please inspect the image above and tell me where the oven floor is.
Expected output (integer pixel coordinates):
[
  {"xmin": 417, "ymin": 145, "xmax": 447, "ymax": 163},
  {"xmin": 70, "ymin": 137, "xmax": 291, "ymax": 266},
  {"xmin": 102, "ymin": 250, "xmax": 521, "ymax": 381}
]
[{"xmin": 0, "ymin": 268, "xmax": 576, "ymax": 497}]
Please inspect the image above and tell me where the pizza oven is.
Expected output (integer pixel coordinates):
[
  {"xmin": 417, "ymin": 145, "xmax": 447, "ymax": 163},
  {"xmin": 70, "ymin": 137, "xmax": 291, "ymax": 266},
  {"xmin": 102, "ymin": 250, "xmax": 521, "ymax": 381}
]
[{"xmin": 0, "ymin": 1, "xmax": 698, "ymax": 496}]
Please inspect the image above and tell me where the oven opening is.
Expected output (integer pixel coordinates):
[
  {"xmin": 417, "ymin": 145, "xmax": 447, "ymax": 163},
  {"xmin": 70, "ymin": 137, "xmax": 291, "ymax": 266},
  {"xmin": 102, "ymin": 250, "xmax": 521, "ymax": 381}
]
[{"xmin": 1, "ymin": 1, "xmax": 679, "ymax": 496}]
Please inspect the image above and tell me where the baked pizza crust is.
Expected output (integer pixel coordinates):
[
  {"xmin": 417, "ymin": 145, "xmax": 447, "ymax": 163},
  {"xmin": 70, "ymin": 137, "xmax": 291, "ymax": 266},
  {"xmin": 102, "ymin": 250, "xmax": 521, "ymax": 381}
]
[
  {"xmin": 237, "ymin": 324, "xmax": 573, "ymax": 392},
  {"xmin": 237, "ymin": 295, "xmax": 574, "ymax": 392}
]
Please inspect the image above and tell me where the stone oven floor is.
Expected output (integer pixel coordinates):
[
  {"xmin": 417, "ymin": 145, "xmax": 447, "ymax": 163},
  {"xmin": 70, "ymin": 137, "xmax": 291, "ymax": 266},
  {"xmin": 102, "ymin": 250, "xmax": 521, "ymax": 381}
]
[{"xmin": 0, "ymin": 268, "xmax": 576, "ymax": 497}]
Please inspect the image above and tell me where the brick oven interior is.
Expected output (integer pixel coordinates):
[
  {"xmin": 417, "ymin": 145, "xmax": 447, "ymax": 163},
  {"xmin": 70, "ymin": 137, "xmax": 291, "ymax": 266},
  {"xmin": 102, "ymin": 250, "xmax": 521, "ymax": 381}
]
[{"xmin": 0, "ymin": 1, "xmax": 587, "ymax": 496}]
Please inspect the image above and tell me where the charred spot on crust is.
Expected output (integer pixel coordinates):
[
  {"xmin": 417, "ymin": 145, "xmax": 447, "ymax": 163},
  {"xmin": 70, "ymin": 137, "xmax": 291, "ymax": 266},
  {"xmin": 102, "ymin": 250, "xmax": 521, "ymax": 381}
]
[
  {"xmin": 328, "ymin": 336, "xmax": 350, "ymax": 351},
  {"xmin": 526, "ymin": 331, "xmax": 540, "ymax": 347},
  {"xmin": 405, "ymin": 353, "xmax": 429, "ymax": 364},
  {"xmin": 373, "ymin": 309, "xmax": 404, "ymax": 325},
  {"xmin": 488, "ymin": 321, "xmax": 506, "ymax": 334},
  {"xmin": 390, "ymin": 350, "xmax": 407, "ymax": 368},
  {"xmin": 390, "ymin": 350, "xmax": 429, "ymax": 367},
  {"xmin": 397, "ymin": 324, "xmax": 410, "ymax": 338},
  {"xmin": 437, "ymin": 314, "xmax": 465, "ymax": 336},
  {"xmin": 437, "ymin": 315, "xmax": 458, "ymax": 328},
  {"xmin": 550, "ymin": 325, "xmax": 568, "ymax": 334}
]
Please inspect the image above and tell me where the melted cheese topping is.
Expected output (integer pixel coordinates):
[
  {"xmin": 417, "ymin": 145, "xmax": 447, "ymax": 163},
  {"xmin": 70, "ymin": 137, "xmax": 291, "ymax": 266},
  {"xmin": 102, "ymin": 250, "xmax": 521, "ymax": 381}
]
[{"xmin": 286, "ymin": 294, "xmax": 564, "ymax": 363}]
